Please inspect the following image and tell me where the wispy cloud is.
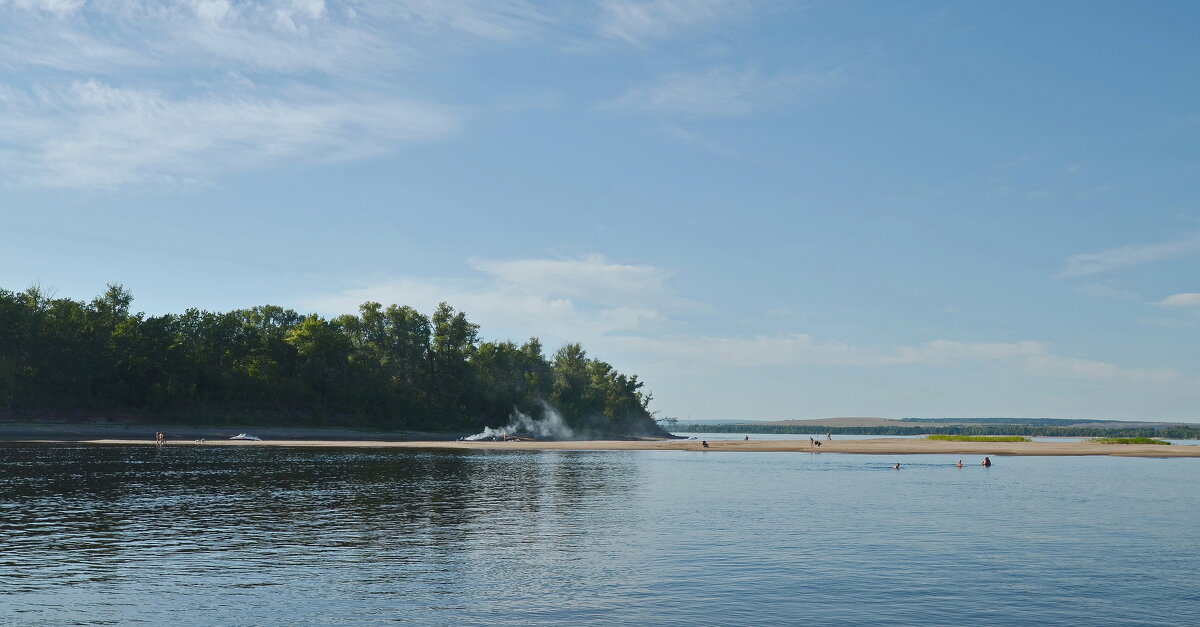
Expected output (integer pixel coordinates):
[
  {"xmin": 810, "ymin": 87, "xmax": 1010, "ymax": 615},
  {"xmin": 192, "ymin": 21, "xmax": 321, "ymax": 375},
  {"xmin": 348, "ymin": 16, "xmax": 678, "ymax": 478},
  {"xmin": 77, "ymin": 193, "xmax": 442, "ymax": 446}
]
[
  {"xmin": 0, "ymin": 0, "xmax": 85, "ymax": 16},
  {"xmin": 467, "ymin": 254, "xmax": 694, "ymax": 311},
  {"xmin": 1160, "ymin": 293, "xmax": 1200, "ymax": 308},
  {"xmin": 596, "ymin": 0, "xmax": 745, "ymax": 45},
  {"xmin": 371, "ymin": 1, "xmax": 553, "ymax": 42},
  {"xmin": 1075, "ymin": 282, "xmax": 1141, "ymax": 302},
  {"xmin": 305, "ymin": 254, "xmax": 1186, "ymax": 389},
  {"xmin": 600, "ymin": 66, "xmax": 841, "ymax": 117},
  {"xmin": 0, "ymin": 0, "xmax": 396, "ymax": 74},
  {"xmin": 656, "ymin": 123, "xmax": 749, "ymax": 160},
  {"xmin": 0, "ymin": 79, "xmax": 458, "ymax": 188},
  {"xmin": 0, "ymin": 1, "xmax": 502, "ymax": 188},
  {"xmin": 1060, "ymin": 233, "xmax": 1200, "ymax": 277},
  {"xmin": 0, "ymin": 1, "xmax": 803, "ymax": 188},
  {"xmin": 618, "ymin": 334, "xmax": 1172, "ymax": 381},
  {"xmin": 305, "ymin": 254, "xmax": 690, "ymax": 343}
]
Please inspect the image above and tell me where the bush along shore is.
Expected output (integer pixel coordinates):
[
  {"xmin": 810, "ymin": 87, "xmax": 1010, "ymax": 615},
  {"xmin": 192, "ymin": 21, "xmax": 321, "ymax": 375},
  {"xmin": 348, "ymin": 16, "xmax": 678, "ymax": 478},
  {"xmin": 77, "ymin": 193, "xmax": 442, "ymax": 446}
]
[
  {"xmin": 0, "ymin": 284, "xmax": 666, "ymax": 438},
  {"xmin": 1088, "ymin": 437, "xmax": 1171, "ymax": 445}
]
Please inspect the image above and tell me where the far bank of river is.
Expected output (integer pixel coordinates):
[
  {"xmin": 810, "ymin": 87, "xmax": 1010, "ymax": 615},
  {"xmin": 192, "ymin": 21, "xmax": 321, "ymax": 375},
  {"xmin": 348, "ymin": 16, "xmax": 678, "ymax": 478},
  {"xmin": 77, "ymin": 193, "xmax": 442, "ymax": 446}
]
[
  {"xmin": 679, "ymin": 431, "xmax": 1200, "ymax": 446},
  {"xmin": 10, "ymin": 436, "xmax": 1200, "ymax": 458}
]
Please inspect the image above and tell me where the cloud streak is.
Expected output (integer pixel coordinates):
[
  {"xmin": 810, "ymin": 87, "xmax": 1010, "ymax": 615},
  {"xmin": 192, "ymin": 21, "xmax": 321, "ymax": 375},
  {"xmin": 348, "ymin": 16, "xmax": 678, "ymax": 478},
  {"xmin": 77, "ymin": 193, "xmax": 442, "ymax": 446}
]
[
  {"xmin": 0, "ymin": 0, "xmax": 562, "ymax": 188},
  {"xmin": 601, "ymin": 66, "xmax": 843, "ymax": 117},
  {"xmin": 466, "ymin": 254, "xmax": 693, "ymax": 310},
  {"xmin": 306, "ymin": 254, "xmax": 1187, "ymax": 390},
  {"xmin": 1074, "ymin": 282, "xmax": 1141, "ymax": 302},
  {"xmin": 305, "ymin": 254, "xmax": 687, "ymax": 343},
  {"xmin": 0, "ymin": 0, "xmax": 396, "ymax": 74},
  {"xmin": 0, "ymin": 79, "xmax": 458, "ymax": 188},
  {"xmin": 1061, "ymin": 233, "xmax": 1200, "ymax": 277},
  {"xmin": 1160, "ymin": 293, "xmax": 1200, "ymax": 308},
  {"xmin": 617, "ymin": 334, "xmax": 1179, "ymax": 384},
  {"xmin": 596, "ymin": 0, "xmax": 745, "ymax": 46},
  {"xmin": 0, "ymin": 1, "xmax": 809, "ymax": 188}
]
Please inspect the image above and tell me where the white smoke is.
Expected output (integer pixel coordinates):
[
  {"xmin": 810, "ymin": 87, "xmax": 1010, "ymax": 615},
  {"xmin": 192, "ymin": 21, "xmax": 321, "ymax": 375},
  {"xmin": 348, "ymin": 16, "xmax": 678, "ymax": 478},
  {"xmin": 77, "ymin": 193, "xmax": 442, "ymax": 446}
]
[{"xmin": 464, "ymin": 401, "xmax": 576, "ymax": 441}]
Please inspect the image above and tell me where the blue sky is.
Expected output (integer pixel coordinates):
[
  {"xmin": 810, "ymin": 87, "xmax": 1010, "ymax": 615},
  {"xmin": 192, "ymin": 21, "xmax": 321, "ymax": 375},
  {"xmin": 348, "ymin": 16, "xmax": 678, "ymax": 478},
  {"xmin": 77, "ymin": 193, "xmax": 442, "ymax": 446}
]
[{"xmin": 3, "ymin": 1, "xmax": 1199, "ymax": 422}]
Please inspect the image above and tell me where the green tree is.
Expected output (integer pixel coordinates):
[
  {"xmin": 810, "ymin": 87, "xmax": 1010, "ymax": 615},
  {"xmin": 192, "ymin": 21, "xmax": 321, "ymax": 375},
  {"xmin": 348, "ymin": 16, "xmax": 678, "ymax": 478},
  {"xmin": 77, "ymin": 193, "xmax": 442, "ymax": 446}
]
[
  {"xmin": 429, "ymin": 302, "xmax": 479, "ymax": 424},
  {"xmin": 0, "ymin": 284, "xmax": 663, "ymax": 436}
]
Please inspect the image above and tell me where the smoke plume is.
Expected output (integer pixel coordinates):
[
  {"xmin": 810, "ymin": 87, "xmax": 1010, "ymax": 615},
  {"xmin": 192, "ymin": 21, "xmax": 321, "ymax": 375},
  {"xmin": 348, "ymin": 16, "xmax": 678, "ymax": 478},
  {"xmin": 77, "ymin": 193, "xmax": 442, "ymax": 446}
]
[{"xmin": 464, "ymin": 401, "xmax": 576, "ymax": 441}]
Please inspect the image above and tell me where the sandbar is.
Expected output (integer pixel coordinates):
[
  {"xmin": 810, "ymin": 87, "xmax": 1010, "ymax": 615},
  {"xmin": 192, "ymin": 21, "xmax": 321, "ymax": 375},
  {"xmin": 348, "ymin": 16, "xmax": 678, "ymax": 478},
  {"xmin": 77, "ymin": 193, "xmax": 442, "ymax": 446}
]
[{"xmin": 10, "ymin": 436, "xmax": 1200, "ymax": 458}]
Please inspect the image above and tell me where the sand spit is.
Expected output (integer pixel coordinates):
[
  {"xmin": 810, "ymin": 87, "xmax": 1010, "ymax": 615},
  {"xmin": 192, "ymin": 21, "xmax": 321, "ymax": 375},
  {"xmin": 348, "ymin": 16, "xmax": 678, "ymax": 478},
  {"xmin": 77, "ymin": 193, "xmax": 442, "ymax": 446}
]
[{"xmin": 14, "ymin": 437, "xmax": 1200, "ymax": 458}]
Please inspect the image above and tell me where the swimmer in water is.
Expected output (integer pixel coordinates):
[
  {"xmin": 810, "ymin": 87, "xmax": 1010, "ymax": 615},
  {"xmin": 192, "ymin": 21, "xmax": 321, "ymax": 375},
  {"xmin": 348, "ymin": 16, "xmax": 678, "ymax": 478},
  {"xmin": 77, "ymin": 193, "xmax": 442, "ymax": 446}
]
[
  {"xmin": 956, "ymin": 459, "xmax": 963, "ymax": 468},
  {"xmin": 892, "ymin": 463, "xmax": 901, "ymax": 470},
  {"xmin": 982, "ymin": 456, "xmax": 992, "ymax": 467}
]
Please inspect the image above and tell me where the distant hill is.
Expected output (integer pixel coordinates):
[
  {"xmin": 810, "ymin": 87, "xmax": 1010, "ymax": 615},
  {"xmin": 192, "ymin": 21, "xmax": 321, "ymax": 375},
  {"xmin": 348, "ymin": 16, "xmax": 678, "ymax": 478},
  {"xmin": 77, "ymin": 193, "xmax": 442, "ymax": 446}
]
[
  {"xmin": 747, "ymin": 417, "xmax": 1197, "ymax": 429},
  {"xmin": 755, "ymin": 417, "xmax": 906, "ymax": 428},
  {"xmin": 674, "ymin": 417, "xmax": 1200, "ymax": 439}
]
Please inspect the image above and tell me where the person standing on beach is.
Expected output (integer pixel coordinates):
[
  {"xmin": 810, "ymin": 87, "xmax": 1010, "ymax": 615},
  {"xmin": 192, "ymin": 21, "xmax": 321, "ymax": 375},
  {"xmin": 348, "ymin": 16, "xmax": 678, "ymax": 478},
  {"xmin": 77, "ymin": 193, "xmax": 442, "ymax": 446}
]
[{"xmin": 826, "ymin": 432, "xmax": 832, "ymax": 441}]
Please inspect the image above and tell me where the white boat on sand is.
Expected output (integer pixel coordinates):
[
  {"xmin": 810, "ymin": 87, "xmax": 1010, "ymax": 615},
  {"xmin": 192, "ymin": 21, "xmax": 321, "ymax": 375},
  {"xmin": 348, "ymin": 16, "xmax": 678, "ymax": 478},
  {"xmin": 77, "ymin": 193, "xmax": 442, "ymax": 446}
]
[{"xmin": 230, "ymin": 433, "xmax": 262, "ymax": 441}]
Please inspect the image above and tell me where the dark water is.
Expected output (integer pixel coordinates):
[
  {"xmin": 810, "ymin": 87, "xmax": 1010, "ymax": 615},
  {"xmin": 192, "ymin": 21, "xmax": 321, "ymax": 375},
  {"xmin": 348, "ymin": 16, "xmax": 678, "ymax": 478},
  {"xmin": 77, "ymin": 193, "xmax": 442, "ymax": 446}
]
[{"xmin": 2, "ymin": 445, "xmax": 1198, "ymax": 625}]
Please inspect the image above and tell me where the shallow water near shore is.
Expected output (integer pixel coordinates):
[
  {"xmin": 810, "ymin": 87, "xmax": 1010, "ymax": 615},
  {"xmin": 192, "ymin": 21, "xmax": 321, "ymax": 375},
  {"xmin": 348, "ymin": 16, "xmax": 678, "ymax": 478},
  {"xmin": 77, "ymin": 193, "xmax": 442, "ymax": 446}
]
[{"xmin": 3, "ymin": 445, "xmax": 1199, "ymax": 625}]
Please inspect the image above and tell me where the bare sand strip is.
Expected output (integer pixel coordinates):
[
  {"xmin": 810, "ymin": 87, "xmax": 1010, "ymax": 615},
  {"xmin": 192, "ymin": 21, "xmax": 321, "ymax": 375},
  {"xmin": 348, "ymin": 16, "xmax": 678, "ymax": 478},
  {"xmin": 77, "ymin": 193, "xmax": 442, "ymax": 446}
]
[{"xmin": 24, "ymin": 437, "xmax": 1200, "ymax": 458}]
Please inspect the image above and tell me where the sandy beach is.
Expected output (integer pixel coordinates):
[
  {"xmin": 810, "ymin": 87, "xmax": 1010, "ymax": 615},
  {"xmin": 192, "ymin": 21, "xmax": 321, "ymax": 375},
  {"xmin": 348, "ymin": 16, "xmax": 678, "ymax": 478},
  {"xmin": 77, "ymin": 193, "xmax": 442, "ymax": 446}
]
[{"xmin": 3, "ymin": 423, "xmax": 1196, "ymax": 458}]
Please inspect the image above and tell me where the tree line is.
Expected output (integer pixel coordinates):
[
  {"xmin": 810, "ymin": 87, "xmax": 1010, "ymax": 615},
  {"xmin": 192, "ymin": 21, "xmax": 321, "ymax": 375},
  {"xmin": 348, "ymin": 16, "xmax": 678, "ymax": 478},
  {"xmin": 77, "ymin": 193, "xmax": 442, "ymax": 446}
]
[{"xmin": 0, "ymin": 284, "xmax": 663, "ymax": 436}]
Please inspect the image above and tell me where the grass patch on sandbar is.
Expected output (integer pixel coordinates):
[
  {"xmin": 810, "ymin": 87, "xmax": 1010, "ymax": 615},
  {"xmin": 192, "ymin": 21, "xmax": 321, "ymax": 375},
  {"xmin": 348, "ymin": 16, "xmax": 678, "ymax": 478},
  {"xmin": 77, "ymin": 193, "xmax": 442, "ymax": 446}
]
[
  {"xmin": 1088, "ymin": 437, "xmax": 1170, "ymax": 445},
  {"xmin": 926, "ymin": 435, "xmax": 1029, "ymax": 442}
]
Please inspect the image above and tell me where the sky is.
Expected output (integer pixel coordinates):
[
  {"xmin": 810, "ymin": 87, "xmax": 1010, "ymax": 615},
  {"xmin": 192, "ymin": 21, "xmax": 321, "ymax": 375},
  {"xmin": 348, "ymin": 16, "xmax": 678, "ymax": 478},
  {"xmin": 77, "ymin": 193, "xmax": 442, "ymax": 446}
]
[{"xmin": 2, "ymin": 1, "xmax": 1199, "ymax": 423}]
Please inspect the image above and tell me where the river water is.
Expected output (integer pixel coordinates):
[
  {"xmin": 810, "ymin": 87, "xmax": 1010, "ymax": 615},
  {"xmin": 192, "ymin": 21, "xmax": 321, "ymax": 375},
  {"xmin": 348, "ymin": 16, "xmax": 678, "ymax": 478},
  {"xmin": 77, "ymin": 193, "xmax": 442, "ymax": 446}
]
[{"xmin": 2, "ymin": 444, "xmax": 1198, "ymax": 625}]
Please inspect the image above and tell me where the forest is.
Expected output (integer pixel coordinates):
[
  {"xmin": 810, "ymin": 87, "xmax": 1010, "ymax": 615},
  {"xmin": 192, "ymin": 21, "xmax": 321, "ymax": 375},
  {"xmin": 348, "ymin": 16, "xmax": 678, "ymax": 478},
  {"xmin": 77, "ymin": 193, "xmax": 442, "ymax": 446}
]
[{"xmin": 0, "ymin": 284, "xmax": 664, "ymax": 437}]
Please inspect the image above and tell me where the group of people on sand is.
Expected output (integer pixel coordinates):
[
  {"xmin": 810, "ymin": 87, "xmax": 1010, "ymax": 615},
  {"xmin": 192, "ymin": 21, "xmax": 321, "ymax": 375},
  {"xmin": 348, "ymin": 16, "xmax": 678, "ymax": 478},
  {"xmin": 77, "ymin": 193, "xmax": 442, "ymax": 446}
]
[{"xmin": 154, "ymin": 430, "xmax": 166, "ymax": 445}]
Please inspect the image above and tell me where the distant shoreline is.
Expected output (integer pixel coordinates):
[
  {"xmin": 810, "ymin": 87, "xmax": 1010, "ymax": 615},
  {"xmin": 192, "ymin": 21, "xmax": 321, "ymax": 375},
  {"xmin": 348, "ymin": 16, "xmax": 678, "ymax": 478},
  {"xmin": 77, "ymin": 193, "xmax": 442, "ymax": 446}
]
[
  {"xmin": 5, "ymin": 433, "xmax": 1199, "ymax": 459},
  {"xmin": 674, "ymin": 420, "xmax": 1200, "ymax": 439}
]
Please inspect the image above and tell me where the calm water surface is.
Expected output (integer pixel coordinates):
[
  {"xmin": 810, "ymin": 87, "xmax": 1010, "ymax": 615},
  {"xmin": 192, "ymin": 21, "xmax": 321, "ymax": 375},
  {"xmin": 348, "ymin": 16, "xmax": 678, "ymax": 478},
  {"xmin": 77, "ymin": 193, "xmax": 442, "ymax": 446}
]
[{"xmin": 2, "ymin": 444, "xmax": 1198, "ymax": 625}]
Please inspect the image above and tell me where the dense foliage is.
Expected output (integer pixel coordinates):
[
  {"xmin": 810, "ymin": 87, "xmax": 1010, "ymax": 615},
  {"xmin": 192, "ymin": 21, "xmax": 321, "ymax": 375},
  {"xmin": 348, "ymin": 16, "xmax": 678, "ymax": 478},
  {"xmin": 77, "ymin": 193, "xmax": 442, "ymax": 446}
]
[
  {"xmin": 0, "ymin": 285, "xmax": 662, "ymax": 436},
  {"xmin": 675, "ymin": 423, "xmax": 1200, "ymax": 439}
]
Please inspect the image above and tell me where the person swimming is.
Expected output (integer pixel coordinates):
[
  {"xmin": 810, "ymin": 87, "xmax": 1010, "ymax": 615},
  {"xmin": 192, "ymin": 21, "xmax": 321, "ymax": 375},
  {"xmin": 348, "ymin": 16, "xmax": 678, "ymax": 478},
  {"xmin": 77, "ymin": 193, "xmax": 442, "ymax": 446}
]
[
  {"xmin": 955, "ymin": 459, "xmax": 963, "ymax": 468},
  {"xmin": 892, "ymin": 463, "xmax": 901, "ymax": 470},
  {"xmin": 982, "ymin": 456, "xmax": 992, "ymax": 467}
]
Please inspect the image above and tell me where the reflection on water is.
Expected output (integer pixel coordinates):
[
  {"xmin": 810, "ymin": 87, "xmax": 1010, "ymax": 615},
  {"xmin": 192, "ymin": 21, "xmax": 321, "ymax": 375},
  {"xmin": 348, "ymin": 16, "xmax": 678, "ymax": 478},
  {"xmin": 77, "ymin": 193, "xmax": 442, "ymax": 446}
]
[
  {"xmin": 2, "ymin": 445, "xmax": 1199, "ymax": 625},
  {"xmin": 1, "ymin": 445, "xmax": 642, "ymax": 624}
]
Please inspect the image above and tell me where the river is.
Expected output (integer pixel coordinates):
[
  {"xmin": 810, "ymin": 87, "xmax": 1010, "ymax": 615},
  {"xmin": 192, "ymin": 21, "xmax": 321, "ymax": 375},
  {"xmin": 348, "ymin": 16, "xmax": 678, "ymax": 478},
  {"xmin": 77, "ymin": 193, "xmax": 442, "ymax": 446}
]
[{"xmin": 2, "ymin": 444, "xmax": 1197, "ymax": 625}]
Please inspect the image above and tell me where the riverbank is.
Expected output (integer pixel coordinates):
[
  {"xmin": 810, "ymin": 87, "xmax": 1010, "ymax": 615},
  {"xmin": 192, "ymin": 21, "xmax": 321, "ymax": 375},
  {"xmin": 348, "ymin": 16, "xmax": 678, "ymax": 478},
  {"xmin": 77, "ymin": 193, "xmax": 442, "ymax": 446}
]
[{"xmin": 7, "ymin": 432, "xmax": 1199, "ymax": 458}]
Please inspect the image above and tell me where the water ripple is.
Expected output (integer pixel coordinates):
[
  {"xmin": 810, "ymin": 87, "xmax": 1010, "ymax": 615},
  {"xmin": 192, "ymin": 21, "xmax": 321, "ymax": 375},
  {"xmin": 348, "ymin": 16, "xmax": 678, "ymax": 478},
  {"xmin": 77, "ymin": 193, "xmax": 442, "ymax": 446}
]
[{"xmin": 2, "ymin": 446, "xmax": 1198, "ymax": 625}]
